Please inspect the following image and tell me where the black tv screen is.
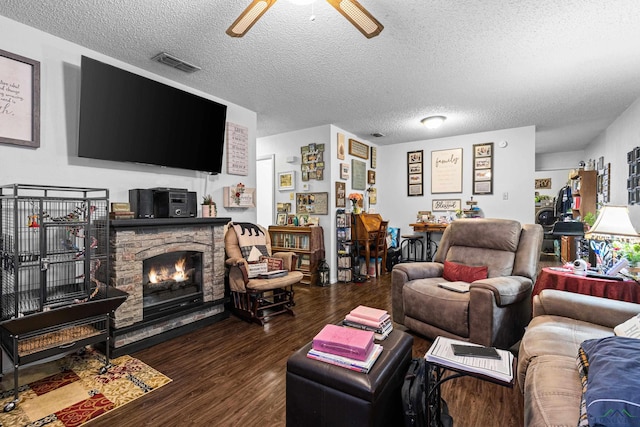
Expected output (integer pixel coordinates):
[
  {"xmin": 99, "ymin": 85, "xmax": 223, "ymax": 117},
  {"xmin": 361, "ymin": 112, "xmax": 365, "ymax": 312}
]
[{"xmin": 78, "ymin": 56, "xmax": 227, "ymax": 174}]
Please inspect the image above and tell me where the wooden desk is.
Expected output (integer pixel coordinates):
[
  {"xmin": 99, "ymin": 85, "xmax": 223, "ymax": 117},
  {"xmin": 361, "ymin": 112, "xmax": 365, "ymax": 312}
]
[
  {"xmin": 409, "ymin": 223, "xmax": 448, "ymax": 261},
  {"xmin": 353, "ymin": 213, "xmax": 383, "ymax": 277},
  {"xmin": 533, "ymin": 267, "xmax": 640, "ymax": 303}
]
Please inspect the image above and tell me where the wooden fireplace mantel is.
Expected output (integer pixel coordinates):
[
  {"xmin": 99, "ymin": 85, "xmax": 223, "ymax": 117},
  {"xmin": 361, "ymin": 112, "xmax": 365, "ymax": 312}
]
[{"xmin": 110, "ymin": 217, "xmax": 231, "ymax": 230}]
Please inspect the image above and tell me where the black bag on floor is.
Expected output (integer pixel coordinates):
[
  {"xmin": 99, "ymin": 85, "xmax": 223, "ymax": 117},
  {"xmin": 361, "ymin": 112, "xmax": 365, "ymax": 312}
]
[
  {"xmin": 402, "ymin": 358, "xmax": 453, "ymax": 427},
  {"xmin": 402, "ymin": 358, "xmax": 428, "ymax": 426}
]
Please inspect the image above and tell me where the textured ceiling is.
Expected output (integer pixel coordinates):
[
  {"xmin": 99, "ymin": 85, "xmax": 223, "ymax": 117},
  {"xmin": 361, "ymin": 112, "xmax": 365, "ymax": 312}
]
[{"xmin": 2, "ymin": 1, "xmax": 640, "ymax": 154}]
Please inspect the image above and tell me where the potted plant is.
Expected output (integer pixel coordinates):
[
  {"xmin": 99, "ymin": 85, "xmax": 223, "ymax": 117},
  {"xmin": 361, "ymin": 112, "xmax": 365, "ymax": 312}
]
[{"xmin": 202, "ymin": 195, "xmax": 217, "ymax": 217}]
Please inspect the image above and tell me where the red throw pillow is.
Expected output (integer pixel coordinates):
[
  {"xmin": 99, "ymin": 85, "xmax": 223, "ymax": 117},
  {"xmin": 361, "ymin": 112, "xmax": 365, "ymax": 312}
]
[{"xmin": 442, "ymin": 261, "xmax": 488, "ymax": 283}]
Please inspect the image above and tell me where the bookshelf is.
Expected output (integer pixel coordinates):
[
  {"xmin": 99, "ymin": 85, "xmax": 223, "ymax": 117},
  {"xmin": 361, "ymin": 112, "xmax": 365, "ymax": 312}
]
[
  {"xmin": 336, "ymin": 209, "xmax": 353, "ymax": 282},
  {"xmin": 268, "ymin": 226, "xmax": 325, "ymax": 286}
]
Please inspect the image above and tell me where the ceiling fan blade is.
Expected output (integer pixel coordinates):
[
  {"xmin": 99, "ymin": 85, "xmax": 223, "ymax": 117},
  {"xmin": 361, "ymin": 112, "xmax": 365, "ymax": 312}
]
[
  {"xmin": 226, "ymin": 0, "xmax": 278, "ymax": 37},
  {"xmin": 325, "ymin": 0, "xmax": 384, "ymax": 38}
]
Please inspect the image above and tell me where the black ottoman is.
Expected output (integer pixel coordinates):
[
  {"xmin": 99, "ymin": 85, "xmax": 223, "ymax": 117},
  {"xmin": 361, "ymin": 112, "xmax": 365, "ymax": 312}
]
[{"xmin": 286, "ymin": 329, "xmax": 413, "ymax": 427}]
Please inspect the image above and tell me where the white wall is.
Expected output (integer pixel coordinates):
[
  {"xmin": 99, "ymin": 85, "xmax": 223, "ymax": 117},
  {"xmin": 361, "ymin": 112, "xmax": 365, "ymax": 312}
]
[
  {"xmin": 583, "ymin": 96, "xmax": 640, "ymax": 227},
  {"xmin": 376, "ymin": 126, "xmax": 537, "ymax": 235},
  {"xmin": 0, "ymin": 15, "xmax": 257, "ymax": 223}
]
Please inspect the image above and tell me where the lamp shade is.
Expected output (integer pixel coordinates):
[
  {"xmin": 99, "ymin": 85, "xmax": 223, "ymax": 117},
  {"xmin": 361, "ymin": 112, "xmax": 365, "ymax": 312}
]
[{"xmin": 584, "ymin": 205, "xmax": 640, "ymax": 241}]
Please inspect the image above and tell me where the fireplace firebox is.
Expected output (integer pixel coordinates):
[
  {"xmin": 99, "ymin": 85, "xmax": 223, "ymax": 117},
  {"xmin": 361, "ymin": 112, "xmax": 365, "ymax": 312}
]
[{"xmin": 143, "ymin": 251, "xmax": 203, "ymax": 320}]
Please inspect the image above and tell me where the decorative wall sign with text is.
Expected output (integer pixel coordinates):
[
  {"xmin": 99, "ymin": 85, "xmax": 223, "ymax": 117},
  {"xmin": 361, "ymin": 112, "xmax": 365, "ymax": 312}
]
[
  {"xmin": 472, "ymin": 143, "xmax": 493, "ymax": 195},
  {"xmin": 226, "ymin": 122, "xmax": 249, "ymax": 175},
  {"xmin": 432, "ymin": 199, "xmax": 461, "ymax": 211},
  {"xmin": 352, "ymin": 159, "xmax": 366, "ymax": 190},
  {"xmin": 0, "ymin": 49, "xmax": 40, "ymax": 148},
  {"xmin": 349, "ymin": 138, "xmax": 369, "ymax": 159},
  {"xmin": 431, "ymin": 148, "xmax": 462, "ymax": 194}
]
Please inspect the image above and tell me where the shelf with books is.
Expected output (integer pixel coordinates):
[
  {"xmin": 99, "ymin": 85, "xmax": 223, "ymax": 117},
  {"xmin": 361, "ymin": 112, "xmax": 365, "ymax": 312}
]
[
  {"xmin": 336, "ymin": 209, "xmax": 353, "ymax": 283},
  {"xmin": 268, "ymin": 225, "xmax": 324, "ymax": 286}
]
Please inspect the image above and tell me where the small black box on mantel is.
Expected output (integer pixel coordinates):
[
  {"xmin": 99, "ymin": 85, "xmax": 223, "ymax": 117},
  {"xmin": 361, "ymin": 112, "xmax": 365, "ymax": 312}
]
[{"xmin": 129, "ymin": 189, "xmax": 154, "ymax": 218}]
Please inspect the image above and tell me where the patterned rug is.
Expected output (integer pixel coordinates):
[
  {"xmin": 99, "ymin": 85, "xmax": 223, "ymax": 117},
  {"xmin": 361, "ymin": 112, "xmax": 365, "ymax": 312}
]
[{"xmin": 0, "ymin": 348, "xmax": 171, "ymax": 427}]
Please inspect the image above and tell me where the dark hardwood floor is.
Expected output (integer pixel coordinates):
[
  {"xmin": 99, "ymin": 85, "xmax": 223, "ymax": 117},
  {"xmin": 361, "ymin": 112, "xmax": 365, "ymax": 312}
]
[{"xmin": 89, "ymin": 255, "xmax": 560, "ymax": 427}]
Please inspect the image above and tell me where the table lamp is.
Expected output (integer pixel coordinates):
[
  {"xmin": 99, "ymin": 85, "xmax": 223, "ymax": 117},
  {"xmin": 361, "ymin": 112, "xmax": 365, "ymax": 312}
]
[{"xmin": 584, "ymin": 205, "xmax": 640, "ymax": 271}]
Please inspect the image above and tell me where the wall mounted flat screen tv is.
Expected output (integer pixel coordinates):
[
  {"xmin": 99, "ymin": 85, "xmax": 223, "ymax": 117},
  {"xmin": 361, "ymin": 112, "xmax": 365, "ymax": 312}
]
[{"xmin": 78, "ymin": 56, "xmax": 227, "ymax": 174}]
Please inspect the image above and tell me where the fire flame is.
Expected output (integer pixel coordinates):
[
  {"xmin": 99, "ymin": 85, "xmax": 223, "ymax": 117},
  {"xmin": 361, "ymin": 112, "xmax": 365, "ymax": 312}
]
[{"xmin": 148, "ymin": 257, "xmax": 187, "ymax": 283}]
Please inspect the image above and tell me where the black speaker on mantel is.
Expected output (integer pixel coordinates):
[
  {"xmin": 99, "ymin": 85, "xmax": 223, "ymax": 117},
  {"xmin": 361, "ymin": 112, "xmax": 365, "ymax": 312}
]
[
  {"xmin": 129, "ymin": 189, "xmax": 154, "ymax": 218},
  {"xmin": 187, "ymin": 192, "xmax": 197, "ymax": 217}
]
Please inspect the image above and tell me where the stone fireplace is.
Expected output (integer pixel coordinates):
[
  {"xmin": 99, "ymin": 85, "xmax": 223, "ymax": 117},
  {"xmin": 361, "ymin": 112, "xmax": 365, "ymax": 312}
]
[{"xmin": 108, "ymin": 217, "xmax": 229, "ymax": 356}]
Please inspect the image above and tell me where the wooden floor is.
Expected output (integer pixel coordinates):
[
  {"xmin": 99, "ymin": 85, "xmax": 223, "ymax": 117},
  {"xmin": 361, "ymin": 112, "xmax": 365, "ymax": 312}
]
[{"xmin": 89, "ymin": 256, "xmax": 560, "ymax": 427}]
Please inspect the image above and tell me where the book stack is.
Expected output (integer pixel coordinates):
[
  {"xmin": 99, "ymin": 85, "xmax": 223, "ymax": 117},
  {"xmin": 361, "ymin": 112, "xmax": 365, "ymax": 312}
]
[
  {"xmin": 342, "ymin": 305, "xmax": 393, "ymax": 341},
  {"xmin": 307, "ymin": 324, "xmax": 383, "ymax": 373}
]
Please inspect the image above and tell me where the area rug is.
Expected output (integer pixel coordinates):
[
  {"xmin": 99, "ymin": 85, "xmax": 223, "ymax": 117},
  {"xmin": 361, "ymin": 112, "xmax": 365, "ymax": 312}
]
[{"xmin": 0, "ymin": 348, "xmax": 171, "ymax": 427}]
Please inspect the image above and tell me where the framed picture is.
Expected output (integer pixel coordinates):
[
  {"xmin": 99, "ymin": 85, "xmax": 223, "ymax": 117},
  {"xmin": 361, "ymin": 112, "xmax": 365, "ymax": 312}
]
[
  {"xmin": 474, "ymin": 157, "xmax": 491, "ymax": 169},
  {"xmin": 370, "ymin": 146, "xmax": 377, "ymax": 168},
  {"xmin": 276, "ymin": 202, "xmax": 291, "ymax": 213},
  {"xmin": 367, "ymin": 170, "xmax": 376, "ymax": 185},
  {"xmin": 349, "ymin": 138, "xmax": 369, "ymax": 159},
  {"xmin": 408, "ymin": 184, "xmax": 423, "ymax": 196},
  {"xmin": 352, "ymin": 159, "xmax": 367, "ymax": 190},
  {"xmin": 0, "ymin": 49, "xmax": 40, "ymax": 148},
  {"xmin": 278, "ymin": 171, "xmax": 295, "ymax": 190},
  {"xmin": 409, "ymin": 163, "xmax": 422, "ymax": 174},
  {"xmin": 296, "ymin": 192, "xmax": 329, "ymax": 215},
  {"xmin": 474, "ymin": 144, "xmax": 492, "ymax": 157},
  {"xmin": 336, "ymin": 181, "xmax": 346, "ymax": 207},
  {"xmin": 337, "ymin": 133, "xmax": 345, "ymax": 160},
  {"xmin": 408, "ymin": 150, "xmax": 423, "ymax": 163},
  {"xmin": 431, "ymin": 148, "xmax": 463, "ymax": 194},
  {"xmin": 340, "ymin": 163, "xmax": 350, "ymax": 180},
  {"xmin": 409, "ymin": 174, "xmax": 422, "ymax": 184},
  {"xmin": 472, "ymin": 143, "xmax": 494, "ymax": 195},
  {"xmin": 223, "ymin": 186, "xmax": 256, "ymax": 207},
  {"xmin": 276, "ymin": 213, "xmax": 287, "ymax": 225},
  {"xmin": 432, "ymin": 199, "xmax": 461, "ymax": 211},
  {"xmin": 301, "ymin": 143, "xmax": 324, "ymax": 181}
]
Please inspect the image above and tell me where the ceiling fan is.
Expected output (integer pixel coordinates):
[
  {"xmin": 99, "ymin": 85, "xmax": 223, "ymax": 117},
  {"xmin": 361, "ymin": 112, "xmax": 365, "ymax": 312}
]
[{"xmin": 226, "ymin": 0, "xmax": 384, "ymax": 38}]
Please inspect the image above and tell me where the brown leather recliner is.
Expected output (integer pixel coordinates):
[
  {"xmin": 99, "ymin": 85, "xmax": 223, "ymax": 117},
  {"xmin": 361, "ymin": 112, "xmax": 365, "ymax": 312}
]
[{"xmin": 391, "ymin": 218, "xmax": 543, "ymax": 349}]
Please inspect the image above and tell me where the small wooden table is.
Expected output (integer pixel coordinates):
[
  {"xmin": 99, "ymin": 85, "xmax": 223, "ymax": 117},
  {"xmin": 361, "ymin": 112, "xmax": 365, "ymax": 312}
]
[{"xmin": 409, "ymin": 222, "xmax": 448, "ymax": 261}]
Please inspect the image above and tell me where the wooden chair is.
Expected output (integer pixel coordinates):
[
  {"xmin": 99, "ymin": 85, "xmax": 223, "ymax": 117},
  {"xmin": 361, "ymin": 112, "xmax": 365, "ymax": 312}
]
[
  {"xmin": 224, "ymin": 222, "xmax": 303, "ymax": 325},
  {"xmin": 359, "ymin": 220, "xmax": 389, "ymax": 277}
]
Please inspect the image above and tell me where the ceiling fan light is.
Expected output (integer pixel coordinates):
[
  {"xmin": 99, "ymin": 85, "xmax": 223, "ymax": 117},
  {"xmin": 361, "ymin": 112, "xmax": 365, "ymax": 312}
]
[
  {"xmin": 421, "ymin": 116, "xmax": 447, "ymax": 129},
  {"xmin": 326, "ymin": 0, "xmax": 383, "ymax": 38},
  {"xmin": 227, "ymin": 0, "xmax": 277, "ymax": 37}
]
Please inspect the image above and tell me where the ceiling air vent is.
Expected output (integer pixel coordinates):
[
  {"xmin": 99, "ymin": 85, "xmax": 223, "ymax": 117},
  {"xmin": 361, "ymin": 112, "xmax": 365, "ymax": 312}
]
[{"xmin": 151, "ymin": 52, "xmax": 201, "ymax": 73}]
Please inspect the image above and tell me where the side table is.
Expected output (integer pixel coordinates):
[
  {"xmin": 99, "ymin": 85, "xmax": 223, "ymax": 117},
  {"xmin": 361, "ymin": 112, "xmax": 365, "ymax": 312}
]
[{"xmin": 533, "ymin": 267, "xmax": 640, "ymax": 303}]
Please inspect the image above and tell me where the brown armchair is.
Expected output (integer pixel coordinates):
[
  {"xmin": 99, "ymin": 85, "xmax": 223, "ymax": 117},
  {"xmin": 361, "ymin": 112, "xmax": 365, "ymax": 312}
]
[
  {"xmin": 224, "ymin": 222, "xmax": 303, "ymax": 325},
  {"xmin": 391, "ymin": 218, "xmax": 543, "ymax": 349}
]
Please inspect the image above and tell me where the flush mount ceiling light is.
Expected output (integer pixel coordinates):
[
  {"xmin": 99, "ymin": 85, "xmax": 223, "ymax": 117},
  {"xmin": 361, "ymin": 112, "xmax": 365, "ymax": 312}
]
[
  {"xmin": 226, "ymin": 0, "xmax": 383, "ymax": 38},
  {"xmin": 421, "ymin": 116, "xmax": 447, "ymax": 129}
]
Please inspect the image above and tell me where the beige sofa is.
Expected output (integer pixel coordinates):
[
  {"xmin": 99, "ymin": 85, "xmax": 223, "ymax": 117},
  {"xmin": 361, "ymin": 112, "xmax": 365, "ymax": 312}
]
[{"xmin": 517, "ymin": 289, "xmax": 640, "ymax": 426}]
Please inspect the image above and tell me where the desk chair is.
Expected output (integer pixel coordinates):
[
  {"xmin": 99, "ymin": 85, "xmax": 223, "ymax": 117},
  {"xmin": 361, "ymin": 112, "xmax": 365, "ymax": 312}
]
[{"xmin": 358, "ymin": 220, "xmax": 389, "ymax": 277}]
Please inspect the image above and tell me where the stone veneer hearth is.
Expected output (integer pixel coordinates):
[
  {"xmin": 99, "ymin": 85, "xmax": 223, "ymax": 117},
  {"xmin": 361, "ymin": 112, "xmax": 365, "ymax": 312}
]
[{"xmin": 108, "ymin": 217, "xmax": 230, "ymax": 355}]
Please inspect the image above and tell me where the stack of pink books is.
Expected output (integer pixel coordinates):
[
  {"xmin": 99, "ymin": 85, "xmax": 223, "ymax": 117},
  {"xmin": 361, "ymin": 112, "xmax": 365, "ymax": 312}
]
[
  {"xmin": 307, "ymin": 324, "xmax": 383, "ymax": 373},
  {"xmin": 342, "ymin": 305, "xmax": 393, "ymax": 341}
]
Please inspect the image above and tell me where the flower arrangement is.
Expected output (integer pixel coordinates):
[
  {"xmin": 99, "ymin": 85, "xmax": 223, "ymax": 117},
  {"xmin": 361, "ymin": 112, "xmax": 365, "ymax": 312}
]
[
  {"xmin": 232, "ymin": 183, "xmax": 245, "ymax": 205},
  {"xmin": 348, "ymin": 193, "xmax": 363, "ymax": 213},
  {"xmin": 348, "ymin": 193, "xmax": 363, "ymax": 203}
]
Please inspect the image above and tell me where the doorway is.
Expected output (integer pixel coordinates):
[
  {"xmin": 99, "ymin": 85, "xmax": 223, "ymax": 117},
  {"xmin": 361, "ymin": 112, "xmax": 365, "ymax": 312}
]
[{"xmin": 256, "ymin": 155, "xmax": 275, "ymax": 227}]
